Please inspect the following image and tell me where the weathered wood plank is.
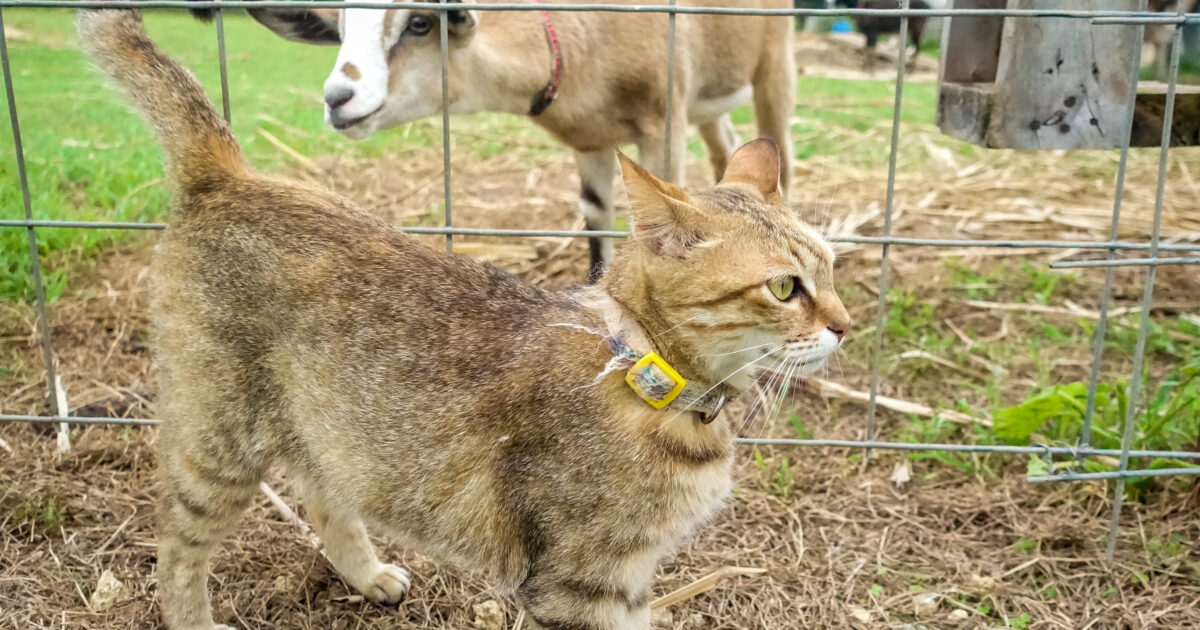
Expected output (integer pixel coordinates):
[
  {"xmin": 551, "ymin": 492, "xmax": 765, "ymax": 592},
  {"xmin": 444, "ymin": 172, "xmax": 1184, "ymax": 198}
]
[
  {"xmin": 937, "ymin": 0, "xmax": 1175, "ymax": 149},
  {"xmin": 939, "ymin": 0, "xmax": 1005, "ymax": 84},
  {"xmin": 940, "ymin": 81, "xmax": 1200, "ymax": 148},
  {"xmin": 937, "ymin": 82, "xmax": 996, "ymax": 146},
  {"xmin": 988, "ymin": 0, "xmax": 1141, "ymax": 149}
]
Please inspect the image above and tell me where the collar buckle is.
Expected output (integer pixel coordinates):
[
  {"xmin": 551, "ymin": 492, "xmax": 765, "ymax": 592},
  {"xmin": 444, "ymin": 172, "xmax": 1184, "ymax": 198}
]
[{"xmin": 698, "ymin": 393, "xmax": 728, "ymax": 425}]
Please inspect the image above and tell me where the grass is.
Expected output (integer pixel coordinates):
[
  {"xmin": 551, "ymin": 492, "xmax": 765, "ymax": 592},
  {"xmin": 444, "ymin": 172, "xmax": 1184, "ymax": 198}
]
[
  {"xmin": 829, "ymin": 257, "xmax": 1200, "ymax": 488},
  {"xmin": 1139, "ymin": 58, "xmax": 1200, "ymax": 84}
]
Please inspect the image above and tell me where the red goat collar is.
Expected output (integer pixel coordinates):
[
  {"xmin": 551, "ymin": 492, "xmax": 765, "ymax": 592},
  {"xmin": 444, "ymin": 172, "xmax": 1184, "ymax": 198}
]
[{"xmin": 528, "ymin": 0, "xmax": 564, "ymax": 117}]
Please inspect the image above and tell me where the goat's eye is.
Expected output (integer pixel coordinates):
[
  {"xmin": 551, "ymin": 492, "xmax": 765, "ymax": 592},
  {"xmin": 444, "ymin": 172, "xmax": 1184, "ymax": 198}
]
[{"xmin": 407, "ymin": 15, "xmax": 432, "ymax": 35}]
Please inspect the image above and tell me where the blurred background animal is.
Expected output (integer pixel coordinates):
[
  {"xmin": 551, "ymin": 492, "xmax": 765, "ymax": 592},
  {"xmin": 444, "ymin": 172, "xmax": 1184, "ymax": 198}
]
[
  {"xmin": 1144, "ymin": 0, "xmax": 1200, "ymax": 80},
  {"xmin": 836, "ymin": 0, "xmax": 930, "ymax": 71}
]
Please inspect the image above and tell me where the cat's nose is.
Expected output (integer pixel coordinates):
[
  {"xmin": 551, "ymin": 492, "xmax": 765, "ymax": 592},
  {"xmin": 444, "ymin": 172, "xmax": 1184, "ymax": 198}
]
[{"xmin": 827, "ymin": 317, "xmax": 852, "ymax": 342}]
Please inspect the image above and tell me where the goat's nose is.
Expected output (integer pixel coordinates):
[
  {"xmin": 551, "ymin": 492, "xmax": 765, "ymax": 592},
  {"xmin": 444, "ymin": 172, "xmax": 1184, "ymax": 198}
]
[
  {"xmin": 325, "ymin": 86, "xmax": 355, "ymax": 110},
  {"xmin": 827, "ymin": 318, "xmax": 852, "ymax": 342}
]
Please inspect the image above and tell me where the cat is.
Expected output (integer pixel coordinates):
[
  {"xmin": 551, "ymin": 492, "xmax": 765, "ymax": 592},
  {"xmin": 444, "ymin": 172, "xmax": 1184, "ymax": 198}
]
[{"xmin": 77, "ymin": 9, "xmax": 850, "ymax": 630}]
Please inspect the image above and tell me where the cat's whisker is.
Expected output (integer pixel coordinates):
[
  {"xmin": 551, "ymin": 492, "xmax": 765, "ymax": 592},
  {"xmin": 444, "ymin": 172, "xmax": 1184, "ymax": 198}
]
[
  {"xmin": 670, "ymin": 345, "xmax": 785, "ymax": 422},
  {"xmin": 832, "ymin": 349, "xmax": 848, "ymax": 383},
  {"xmin": 755, "ymin": 353, "xmax": 791, "ymax": 411},
  {"xmin": 702, "ymin": 341, "xmax": 778, "ymax": 358},
  {"xmin": 745, "ymin": 353, "xmax": 794, "ymax": 436},
  {"xmin": 768, "ymin": 357, "xmax": 801, "ymax": 423},
  {"xmin": 737, "ymin": 352, "xmax": 789, "ymax": 435},
  {"xmin": 736, "ymin": 387, "xmax": 769, "ymax": 437},
  {"xmin": 810, "ymin": 151, "xmax": 826, "ymax": 223},
  {"xmin": 655, "ymin": 314, "xmax": 703, "ymax": 337}
]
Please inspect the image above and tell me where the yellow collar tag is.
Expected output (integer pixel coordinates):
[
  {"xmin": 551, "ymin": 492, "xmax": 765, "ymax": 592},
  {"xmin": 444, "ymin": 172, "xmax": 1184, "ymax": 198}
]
[{"xmin": 624, "ymin": 352, "xmax": 688, "ymax": 409}]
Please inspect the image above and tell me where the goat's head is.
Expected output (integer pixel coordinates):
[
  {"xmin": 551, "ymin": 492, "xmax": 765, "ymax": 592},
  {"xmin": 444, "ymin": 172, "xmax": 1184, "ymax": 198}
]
[{"xmin": 250, "ymin": 0, "xmax": 479, "ymax": 139}]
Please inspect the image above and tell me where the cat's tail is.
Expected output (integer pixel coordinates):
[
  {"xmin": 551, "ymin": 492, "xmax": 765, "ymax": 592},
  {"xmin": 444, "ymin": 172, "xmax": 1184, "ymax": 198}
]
[{"xmin": 77, "ymin": 9, "xmax": 249, "ymax": 190}]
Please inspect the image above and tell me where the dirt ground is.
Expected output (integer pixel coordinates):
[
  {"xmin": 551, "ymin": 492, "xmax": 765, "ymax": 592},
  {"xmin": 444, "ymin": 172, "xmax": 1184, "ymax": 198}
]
[
  {"xmin": 4, "ymin": 139, "xmax": 1200, "ymax": 628},
  {"xmin": 5, "ymin": 44, "xmax": 1200, "ymax": 629},
  {"xmin": 794, "ymin": 31, "xmax": 940, "ymax": 81}
]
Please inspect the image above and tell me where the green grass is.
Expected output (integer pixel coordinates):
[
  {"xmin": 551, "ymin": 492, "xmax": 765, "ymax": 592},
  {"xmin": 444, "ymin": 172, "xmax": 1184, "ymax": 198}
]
[
  {"xmin": 831, "ymin": 257, "xmax": 1200, "ymax": 489},
  {"xmin": 731, "ymin": 76, "xmax": 939, "ymax": 164},
  {"xmin": 1138, "ymin": 57, "xmax": 1200, "ymax": 84}
]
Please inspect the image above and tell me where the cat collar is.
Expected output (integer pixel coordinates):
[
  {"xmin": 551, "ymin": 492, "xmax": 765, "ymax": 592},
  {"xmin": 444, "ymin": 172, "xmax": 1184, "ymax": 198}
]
[{"xmin": 607, "ymin": 335, "xmax": 730, "ymax": 424}]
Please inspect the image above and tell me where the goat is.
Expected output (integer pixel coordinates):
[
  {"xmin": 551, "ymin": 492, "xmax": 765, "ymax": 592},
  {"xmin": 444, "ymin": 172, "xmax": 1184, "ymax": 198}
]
[{"xmin": 220, "ymin": 0, "xmax": 797, "ymax": 281}]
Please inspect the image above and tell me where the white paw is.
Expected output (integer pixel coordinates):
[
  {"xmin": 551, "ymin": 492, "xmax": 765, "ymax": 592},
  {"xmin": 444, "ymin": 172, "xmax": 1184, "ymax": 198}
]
[
  {"xmin": 213, "ymin": 625, "xmax": 238, "ymax": 630},
  {"xmin": 362, "ymin": 564, "xmax": 410, "ymax": 606}
]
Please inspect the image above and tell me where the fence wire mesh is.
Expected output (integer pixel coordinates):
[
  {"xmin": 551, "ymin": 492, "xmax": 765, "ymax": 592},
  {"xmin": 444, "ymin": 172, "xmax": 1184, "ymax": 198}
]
[{"xmin": 2, "ymin": 0, "xmax": 1199, "ymax": 561}]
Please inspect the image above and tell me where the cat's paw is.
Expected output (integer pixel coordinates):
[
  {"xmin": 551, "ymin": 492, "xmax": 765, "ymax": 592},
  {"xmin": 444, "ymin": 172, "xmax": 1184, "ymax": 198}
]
[{"xmin": 362, "ymin": 564, "xmax": 410, "ymax": 606}]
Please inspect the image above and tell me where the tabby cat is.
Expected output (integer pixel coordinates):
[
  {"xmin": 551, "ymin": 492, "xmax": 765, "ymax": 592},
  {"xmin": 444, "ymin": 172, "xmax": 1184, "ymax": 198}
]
[{"xmin": 78, "ymin": 9, "xmax": 850, "ymax": 630}]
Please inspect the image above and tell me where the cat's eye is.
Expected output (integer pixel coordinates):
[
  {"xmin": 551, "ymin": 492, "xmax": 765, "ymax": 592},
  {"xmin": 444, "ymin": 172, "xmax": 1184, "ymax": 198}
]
[
  {"xmin": 767, "ymin": 276, "xmax": 801, "ymax": 301},
  {"xmin": 408, "ymin": 15, "xmax": 433, "ymax": 35}
]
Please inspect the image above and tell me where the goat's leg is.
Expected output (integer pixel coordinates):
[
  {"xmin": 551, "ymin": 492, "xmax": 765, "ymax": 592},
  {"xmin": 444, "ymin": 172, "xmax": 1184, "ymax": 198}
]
[
  {"xmin": 906, "ymin": 28, "xmax": 922, "ymax": 72},
  {"xmin": 637, "ymin": 96, "xmax": 688, "ymax": 186},
  {"xmin": 698, "ymin": 115, "xmax": 740, "ymax": 182},
  {"xmin": 1157, "ymin": 42, "xmax": 1169, "ymax": 81},
  {"xmin": 753, "ymin": 40, "xmax": 797, "ymax": 194},
  {"xmin": 862, "ymin": 32, "xmax": 879, "ymax": 72},
  {"xmin": 574, "ymin": 150, "xmax": 618, "ymax": 283}
]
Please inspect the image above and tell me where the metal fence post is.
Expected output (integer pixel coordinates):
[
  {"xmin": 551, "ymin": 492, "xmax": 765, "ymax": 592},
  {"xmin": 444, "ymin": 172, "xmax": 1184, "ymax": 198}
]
[
  {"xmin": 1104, "ymin": 0, "xmax": 1188, "ymax": 562},
  {"xmin": 1, "ymin": 7, "xmax": 66, "ymax": 448}
]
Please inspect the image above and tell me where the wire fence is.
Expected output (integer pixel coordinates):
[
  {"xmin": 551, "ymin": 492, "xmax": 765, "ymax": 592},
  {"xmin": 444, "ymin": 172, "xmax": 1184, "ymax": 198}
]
[{"xmin": 2, "ymin": 0, "xmax": 1199, "ymax": 561}]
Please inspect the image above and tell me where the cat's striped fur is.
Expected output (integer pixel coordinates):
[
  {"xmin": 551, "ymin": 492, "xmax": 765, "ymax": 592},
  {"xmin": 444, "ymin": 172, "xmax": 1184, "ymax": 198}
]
[{"xmin": 77, "ymin": 9, "xmax": 850, "ymax": 630}]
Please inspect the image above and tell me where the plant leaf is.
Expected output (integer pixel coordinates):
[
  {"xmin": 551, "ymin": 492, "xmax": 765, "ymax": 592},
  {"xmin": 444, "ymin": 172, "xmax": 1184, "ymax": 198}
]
[{"xmin": 994, "ymin": 383, "xmax": 1088, "ymax": 442}]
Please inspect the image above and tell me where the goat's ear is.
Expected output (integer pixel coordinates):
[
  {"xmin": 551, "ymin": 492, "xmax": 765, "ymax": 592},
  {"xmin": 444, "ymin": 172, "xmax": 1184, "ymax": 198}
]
[
  {"xmin": 618, "ymin": 152, "xmax": 709, "ymax": 258},
  {"xmin": 718, "ymin": 138, "xmax": 783, "ymax": 203},
  {"xmin": 246, "ymin": 8, "xmax": 341, "ymax": 45},
  {"xmin": 446, "ymin": 0, "xmax": 480, "ymax": 41}
]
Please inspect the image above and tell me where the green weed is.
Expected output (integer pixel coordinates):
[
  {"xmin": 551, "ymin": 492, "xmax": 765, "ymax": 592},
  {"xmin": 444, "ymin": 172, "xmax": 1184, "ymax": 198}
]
[
  {"xmin": 771, "ymin": 458, "xmax": 796, "ymax": 500},
  {"xmin": 14, "ymin": 488, "xmax": 67, "ymax": 530},
  {"xmin": 1012, "ymin": 537, "xmax": 1037, "ymax": 553},
  {"xmin": 999, "ymin": 353, "xmax": 1200, "ymax": 496}
]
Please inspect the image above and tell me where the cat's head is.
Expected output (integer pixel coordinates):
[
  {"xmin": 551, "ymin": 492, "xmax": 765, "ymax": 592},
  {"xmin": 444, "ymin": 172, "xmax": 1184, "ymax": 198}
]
[{"xmin": 603, "ymin": 139, "xmax": 851, "ymax": 393}]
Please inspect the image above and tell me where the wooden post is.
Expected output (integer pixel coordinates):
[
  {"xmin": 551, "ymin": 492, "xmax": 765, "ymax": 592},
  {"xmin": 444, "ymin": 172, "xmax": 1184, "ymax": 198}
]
[
  {"xmin": 940, "ymin": 0, "xmax": 1005, "ymax": 84},
  {"xmin": 936, "ymin": 0, "xmax": 1200, "ymax": 149},
  {"xmin": 989, "ymin": 0, "xmax": 1141, "ymax": 149}
]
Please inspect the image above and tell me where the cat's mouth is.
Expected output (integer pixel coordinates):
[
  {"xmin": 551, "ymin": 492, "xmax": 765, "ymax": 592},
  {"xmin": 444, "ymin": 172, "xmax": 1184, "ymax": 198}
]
[
  {"xmin": 757, "ymin": 345, "xmax": 835, "ymax": 382},
  {"xmin": 761, "ymin": 356, "xmax": 828, "ymax": 380}
]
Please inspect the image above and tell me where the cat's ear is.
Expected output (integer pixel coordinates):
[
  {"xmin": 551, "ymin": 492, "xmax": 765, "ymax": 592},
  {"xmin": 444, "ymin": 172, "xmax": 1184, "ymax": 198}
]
[
  {"xmin": 718, "ymin": 138, "xmax": 783, "ymax": 203},
  {"xmin": 618, "ymin": 152, "xmax": 708, "ymax": 258}
]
